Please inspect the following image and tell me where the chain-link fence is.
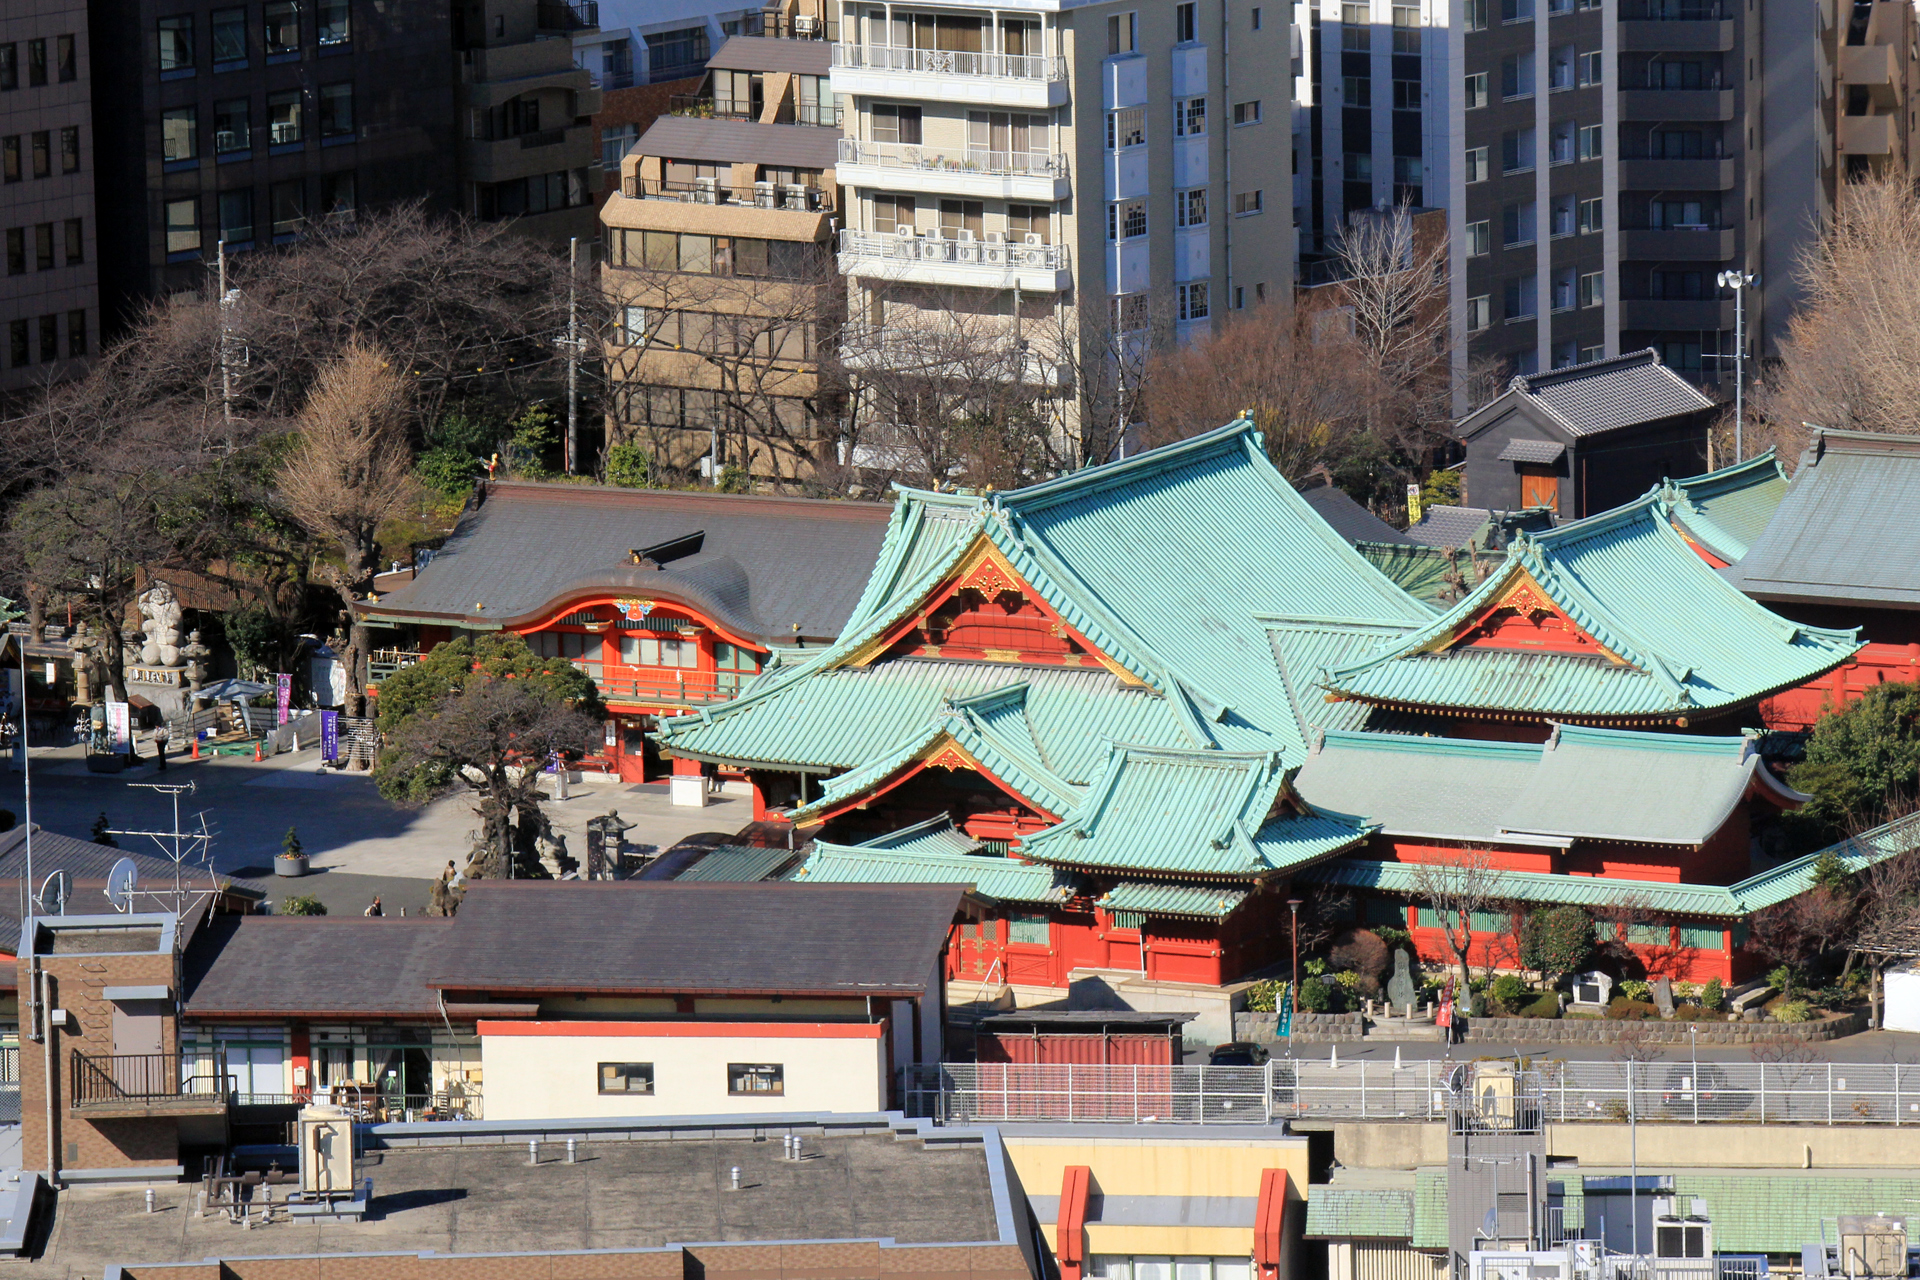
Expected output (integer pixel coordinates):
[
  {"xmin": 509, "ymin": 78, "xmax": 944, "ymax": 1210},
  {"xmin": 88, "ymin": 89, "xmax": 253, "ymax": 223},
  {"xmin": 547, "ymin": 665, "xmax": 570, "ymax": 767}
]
[{"xmin": 907, "ymin": 1058, "xmax": 1920, "ymax": 1126}]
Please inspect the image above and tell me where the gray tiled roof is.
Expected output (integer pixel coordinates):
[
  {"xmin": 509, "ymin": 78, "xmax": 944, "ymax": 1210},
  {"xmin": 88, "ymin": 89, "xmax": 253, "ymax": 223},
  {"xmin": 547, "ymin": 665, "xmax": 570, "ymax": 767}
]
[
  {"xmin": 183, "ymin": 917, "xmax": 454, "ymax": 1017},
  {"xmin": 1403, "ymin": 504, "xmax": 1494, "ymax": 550},
  {"xmin": 707, "ymin": 35, "xmax": 832, "ymax": 75},
  {"xmin": 0, "ymin": 824, "xmax": 265, "ymax": 904},
  {"xmin": 1725, "ymin": 429, "xmax": 1920, "ymax": 611},
  {"xmin": 428, "ymin": 881, "xmax": 963, "ymax": 997},
  {"xmin": 367, "ymin": 482, "xmax": 893, "ymax": 643},
  {"xmin": 1497, "ymin": 438, "xmax": 1567, "ymax": 464},
  {"xmin": 1301, "ymin": 484, "xmax": 1415, "ymax": 545},
  {"xmin": 636, "ymin": 116, "xmax": 841, "ymax": 169},
  {"xmin": 1508, "ymin": 348, "xmax": 1715, "ymax": 437}
]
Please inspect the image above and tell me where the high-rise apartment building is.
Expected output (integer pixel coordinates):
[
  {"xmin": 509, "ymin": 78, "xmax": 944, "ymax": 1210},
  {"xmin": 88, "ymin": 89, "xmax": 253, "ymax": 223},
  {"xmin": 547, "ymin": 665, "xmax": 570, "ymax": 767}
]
[
  {"xmin": 1, "ymin": 0, "xmax": 97, "ymax": 394},
  {"xmin": 829, "ymin": 0, "xmax": 1296, "ymax": 458}
]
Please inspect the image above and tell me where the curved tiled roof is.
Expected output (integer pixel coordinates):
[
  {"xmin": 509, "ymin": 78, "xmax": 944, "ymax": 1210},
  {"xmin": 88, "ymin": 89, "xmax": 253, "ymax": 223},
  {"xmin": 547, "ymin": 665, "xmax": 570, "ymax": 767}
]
[
  {"xmin": 1665, "ymin": 450, "xmax": 1788, "ymax": 564},
  {"xmin": 1498, "ymin": 348, "xmax": 1715, "ymax": 438}
]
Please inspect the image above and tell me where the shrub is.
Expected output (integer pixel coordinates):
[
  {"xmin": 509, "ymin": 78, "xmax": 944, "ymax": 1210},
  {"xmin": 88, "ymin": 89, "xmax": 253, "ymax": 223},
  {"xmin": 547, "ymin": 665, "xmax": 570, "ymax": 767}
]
[
  {"xmin": 1243, "ymin": 978, "xmax": 1283, "ymax": 1013},
  {"xmin": 1520, "ymin": 993, "xmax": 1562, "ymax": 1019},
  {"xmin": 1618, "ymin": 979, "xmax": 1652, "ymax": 1003},
  {"xmin": 1305, "ymin": 957, "xmax": 1329, "ymax": 978},
  {"xmin": 1330, "ymin": 928, "xmax": 1391, "ymax": 982},
  {"xmin": 1773, "ymin": 999, "xmax": 1815, "ymax": 1024},
  {"xmin": 1520, "ymin": 905, "xmax": 1597, "ymax": 986},
  {"xmin": 1607, "ymin": 997, "xmax": 1656, "ymax": 1020},
  {"xmin": 278, "ymin": 894, "xmax": 327, "ymax": 916},
  {"xmin": 1670, "ymin": 1004, "xmax": 1720, "ymax": 1022},
  {"xmin": 1700, "ymin": 977, "xmax": 1725, "ymax": 1011},
  {"xmin": 1299, "ymin": 976, "xmax": 1334, "ymax": 1012},
  {"xmin": 604, "ymin": 441, "xmax": 651, "ymax": 489},
  {"xmin": 1490, "ymin": 974, "xmax": 1530, "ymax": 1006},
  {"xmin": 1333, "ymin": 969, "xmax": 1362, "ymax": 991}
]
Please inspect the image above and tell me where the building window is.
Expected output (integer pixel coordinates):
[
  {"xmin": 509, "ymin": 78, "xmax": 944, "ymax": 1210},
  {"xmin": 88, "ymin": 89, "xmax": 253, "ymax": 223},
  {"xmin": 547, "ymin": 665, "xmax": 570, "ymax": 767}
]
[
  {"xmin": 1466, "ymin": 220, "xmax": 1490, "ymax": 256},
  {"xmin": 28, "ymin": 38, "xmax": 47, "ymax": 87},
  {"xmin": 1176, "ymin": 2, "xmax": 1198, "ymax": 42},
  {"xmin": 270, "ymin": 179, "xmax": 302, "ymax": 238},
  {"xmin": 214, "ymin": 98, "xmax": 249, "ymax": 154},
  {"xmin": 871, "ymin": 103, "xmax": 922, "ymax": 145},
  {"xmin": 319, "ymin": 82, "xmax": 353, "ymax": 137},
  {"xmin": 728, "ymin": 1063, "xmax": 784, "ymax": 1095},
  {"xmin": 1552, "ymin": 267, "xmax": 1575, "ymax": 312},
  {"xmin": 1501, "ymin": 54, "xmax": 1533, "ymax": 99},
  {"xmin": 1008, "ymin": 912, "xmax": 1051, "ymax": 944},
  {"xmin": 34, "ymin": 223, "xmax": 52, "ymax": 270},
  {"xmin": 1579, "ymin": 344, "xmax": 1604, "ymax": 362},
  {"xmin": 1578, "ymin": 124, "xmax": 1602, "ymax": 159},
  {"xmin": 1007, "ymin": 203, "xmax": 1049, "ymax": 243},
  {"xmin": 1233, "ymin": 99, "xmax": 1261, "ymax": 125},
  {"xmin": 158, "ymin": 15, "xmax": 195, "ymax": 72},
  {"xmin": 1175, "ymin": 96, "xmax": 1207, "ymax": 137},
  {"xmin": 1106, "ymin": 107, "xmax": 1145, "ymax": 149},
  {"xmin": 1108, "ymin": 199, "xmax": 1146, "ymax": 240},
  {"xmin": 1177, "ymin": 280, "xmax": 1209, "ymax": 321},
  {"xmin": 1110, "ymin": 292, "xmax": 1149, "ymax": 333},
  {"xmin": 1342, "ymin": 3, "xmax": 1370, "ymax": 51},
  {"xmin": 321, "ymin": 170, "xmax": 355, "ymax": 220},
  {"xmin": 618, "ymin": 634, "xmax": 698, "ymax": 667},
  {"xmin": 1550, "ymin": 43, "xmax": 1575, "ymax": 90},
  {"xmin": 268, "ymin": 90, "xmax": 303, "ymax": 144},
  {"xmin": 601, "ymin": 122, "xmax": 637, "ymax": 170},
  {"xmin": 939, "ymin": 198, "xmax": 983, "ymax": 238},
  {"xmin": 1502, "ymin": 200, "xmax": 1536, "ymax": 246},
  {"xmin": 1342, "ymin": 77, "xmax": 1371, "ymax": 106},
  {"xmin": 1465, "ymin": 146, "xmax": 1488, "ymax": 182},
  {"xmin": 1502, "ymin": 127, "xmax": 1535, "ymax": 173},
  {"xmin": 1253, "ymin": 6, "xmax": 1263, "ymax": 27},
  {"xmin": 1579, "ymin": 271, "xmax": 1603, "ymax": 307},
  {"xmin": 38, "ymin": 315, "xmax": 57, "ymax": 363},
  {"xmin": 1550, "ymin": 194, "xmax": 1574, "ymax": 236},
  {"xmin": 1393, "ymin": 79, "xmax": 1420, "ymax": 110},
  {"xmin": 1232, "ymin": 189, "xmax": 1263, "ymax": 215},
  {"xmin": 30, "ymin": 132, "xmax": 49, "ymax": 178},
  {"xmin": 1176, "ymin": 187, "xmax": 1207, "ymax": 227},
  {"xmin": 1578, "ymin": 196, "xmax": 1602, "ymax": 233},
  {"xmin": 5, "ymin": 136, "xmax": 21, "ymax": 183},
  {"xmin": 7, "ymin": 320, "xmax": 25, "ymax": 367},
  {"xmin": 318, "ymin": 0, "xmax": 351, "ymax": 46},
  {"xmin": 56, "ymin": 35, "xmax": 76, "ymax": 82},
  {"xmin": 1502, "ymin": 0, "xmax": 1535, "ymax": 20},
  {"xmin": 265, "ymin": 0, "xmax": 300, "ymax": 56},
  {"xmin": 598, "ymin": 1062, "xmax": 655, "ymax": 1094},
  {"xmin": 1392, "ymin": 6, "xmax": 1420, "ymax": 51},
  {"xmin": 648, "ymin": 27, "xmax": 708, "ymax": 79},
  {"xmin": 219, "ymin": 188, "xmax": 253, "ymax": 245},
  {"xmin": 0, "ymin": 45, "xmax": 15, "ymax": 91},
  {"xmin": 1108, "ymin": 12, "xmax": 1137, "ymax": 53},
  {"xmin": 1392, "ymin": 155, "xmax": 1422, "ymax": 184},
  {"xmin": 3, "ymin": 228, "xmax": 19, "ymax": 274},
  {"xmin": 162, "ymin": 106, "xmax": 197, "ymax": 161},
  {"xmin": 1465, "ymin": 0, "xmax": 1488, "ymax": 28},
  {"xmin": 212, "ymin": 7, "xmax": 247, "ymax": 64},
  {"xmin": 1580, "ymin": 51, "xmax": 1601, "ymax": 85},
  {"xmin": 1504, "ymin": 272, "xmax": 1538, "ymax": 320},
  {"xmin": 66, "ymin": 309, "xmax": 85, "ymax": 357},
  {"xmin": 1465, "ymin": 72, "xmax": 1488, "ymax": 109},
  {"xmin": 1345, "ymin": 152, "xmax": 1372, "ymax": 179}
]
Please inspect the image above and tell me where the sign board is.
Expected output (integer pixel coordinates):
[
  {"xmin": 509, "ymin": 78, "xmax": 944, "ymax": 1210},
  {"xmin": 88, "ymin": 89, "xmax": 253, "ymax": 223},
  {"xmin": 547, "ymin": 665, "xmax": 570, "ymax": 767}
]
[
  {"xmin": 320, "ymin": 709, "xmax": 340, "ymax": 762},
  {"xmin": 1407, "ymin": 481, "xmax": 1424, "ymax": 525},
  {"xmin": 274, "ymin": 672, "xmax": 292, "ymax": 725},
  {"xmin": 105, "ymin": 700, "xmax": 131, "ymax": 752},
  {"xmin": 1278, "ymin": 989, "xmax": 1293, "ymax": 1038}
]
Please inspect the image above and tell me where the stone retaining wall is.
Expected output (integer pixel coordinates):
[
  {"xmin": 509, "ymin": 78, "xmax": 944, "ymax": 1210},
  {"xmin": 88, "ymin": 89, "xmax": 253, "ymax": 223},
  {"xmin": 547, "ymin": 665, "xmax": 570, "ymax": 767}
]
[{"xmin": 1234, "ymin": 1011, "xmax": 1365, "ymax": 1042}]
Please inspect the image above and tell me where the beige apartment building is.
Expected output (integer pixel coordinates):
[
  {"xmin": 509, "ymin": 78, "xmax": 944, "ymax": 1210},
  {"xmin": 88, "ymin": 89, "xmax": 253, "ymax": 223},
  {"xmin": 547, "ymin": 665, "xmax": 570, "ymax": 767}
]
[
  {"xmin": 600, "ymin": 0, "xmax": 842, "ymax": 484},
  {"xmin": 1, "ymin": 0, "xmax": 96, "ymax": 395}
]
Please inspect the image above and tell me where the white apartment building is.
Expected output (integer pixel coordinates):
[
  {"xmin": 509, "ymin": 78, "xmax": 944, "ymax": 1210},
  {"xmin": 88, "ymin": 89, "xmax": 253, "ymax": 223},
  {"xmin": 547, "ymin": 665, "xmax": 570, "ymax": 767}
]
[{"xmin": 828, "ymin": 0, "xmax": 1298, "ymax": 460}]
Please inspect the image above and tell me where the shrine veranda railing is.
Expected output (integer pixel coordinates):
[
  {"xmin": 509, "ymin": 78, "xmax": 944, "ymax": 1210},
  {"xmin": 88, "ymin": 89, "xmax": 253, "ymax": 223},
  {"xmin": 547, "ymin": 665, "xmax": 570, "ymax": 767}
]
[{"xmin": 906, "ymin": 1059, "xmax": 1920, "ymax": 1125}]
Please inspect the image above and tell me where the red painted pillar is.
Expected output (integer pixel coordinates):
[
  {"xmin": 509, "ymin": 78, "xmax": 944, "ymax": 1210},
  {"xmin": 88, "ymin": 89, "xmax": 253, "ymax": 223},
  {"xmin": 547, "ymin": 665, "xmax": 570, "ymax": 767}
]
[
  {"xmin": 290, "ymin": 1025, "xmax": 312, "ymax": 1103},
  {"xmin": 1056, "ymin": 1165, "xmax": 1092, "ymax": 1280},
  {"xmin": 1255, "ymin": 1169, "xmax": 1289, "ymax": 1280}
]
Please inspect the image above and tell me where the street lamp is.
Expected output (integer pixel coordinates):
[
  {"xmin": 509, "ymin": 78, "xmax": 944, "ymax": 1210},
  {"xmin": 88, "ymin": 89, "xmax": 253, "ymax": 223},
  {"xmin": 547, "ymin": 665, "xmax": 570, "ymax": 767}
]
[
  {"xmin": 1287, "ymin": 898, "xmax": 1302, "ymax": 1055},
  {"xmin": 1716, "ymin": 270, "xmax": 1757, "ymax": 461}
]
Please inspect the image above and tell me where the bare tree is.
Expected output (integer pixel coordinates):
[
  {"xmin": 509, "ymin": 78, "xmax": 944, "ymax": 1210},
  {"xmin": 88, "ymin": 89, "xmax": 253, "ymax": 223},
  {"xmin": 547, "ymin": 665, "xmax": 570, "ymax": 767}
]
[
  {"xmin": 1759, "ymin": 173, "xmax": 1920, "ymax": 454},
  {"xmin": 1404, "ymin": 848, "xmax": 1506, "ymax": 1014},
  {"xmin": 1848, "ymin": 840, "xmax": 1920, "ymax": 1027},
  {"xmin": 277, "ymin": 343, "xmax": 420, "ymax": 714},
  {"xmin": 1329, "ymin": 202, "xmax": 1453, "ymax": 430}
]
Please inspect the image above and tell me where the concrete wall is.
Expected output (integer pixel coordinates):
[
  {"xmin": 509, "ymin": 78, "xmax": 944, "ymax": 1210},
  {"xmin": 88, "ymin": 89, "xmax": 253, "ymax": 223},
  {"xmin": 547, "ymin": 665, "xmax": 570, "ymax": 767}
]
[
  {"xmin": 478, "ymin": 1020, "xmax": 888, "ymax": 1119},
  {"xmin": 1309, "ymin": 1119, "xmax": 1920, "ymax": 1171}
]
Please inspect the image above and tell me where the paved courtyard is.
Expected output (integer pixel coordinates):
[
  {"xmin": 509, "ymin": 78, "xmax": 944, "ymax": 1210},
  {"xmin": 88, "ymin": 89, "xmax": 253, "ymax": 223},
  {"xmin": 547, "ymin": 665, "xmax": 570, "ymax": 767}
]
[{"xmin": 0, "ymin": 742, "xmax": 754, "ymax": 908}]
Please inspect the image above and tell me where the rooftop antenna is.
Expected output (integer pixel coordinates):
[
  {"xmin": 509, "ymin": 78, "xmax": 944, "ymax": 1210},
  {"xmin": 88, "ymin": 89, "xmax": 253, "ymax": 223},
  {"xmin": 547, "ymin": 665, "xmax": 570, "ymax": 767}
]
[
  {"xmin": 108, "ymin": 780, "xmax": 215, "ymax": 916},
  {"xmin": 36, "ymin": 869, "xmax": 68, "ymax": 916},
  {"xmin": 105, "ymin": 857, "xmax": 137, "ymax": 914}
]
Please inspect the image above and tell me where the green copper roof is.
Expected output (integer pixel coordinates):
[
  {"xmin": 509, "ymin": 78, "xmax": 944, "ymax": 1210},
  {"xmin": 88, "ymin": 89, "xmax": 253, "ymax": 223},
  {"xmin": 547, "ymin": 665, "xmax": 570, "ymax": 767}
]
[
  {"xmin": 673, "ymin": 844, "xmax": 804, "ymax": 882},
  {"xmin": 790, "ymin": 843, "xmax": 1073, "ymax": 905},
  {"xmin": 1019, "ymin": 745, "xmax": 1371, "ymax": 877},
  {"xmin": 1321, "ymin": 494, "xmax": 1860, "ymax": 721},
  {"xmin": 1413, "ymin": 1168, "xmax": 1449, "ymax": 1248},
  {"xmin": 1302, "ymin": 807, "xmax": 1920, "ymax": 918},
  {"xmin": 1097, "ymin": 879, "xmax": 1251, "ymax": 920},
  {"xmin": 658, "ymin": 420, "xmax": 1433, "ymax": 775},
  {"xmin": 1304, "ymin": 1182, "xmax": 1416, "ymax": 1240},
  {"xmin": 1665, "ymin": 450, "xmax": 1788, "ymax": 565},
  {"xmin": 854, "ymin": 813, "xmax": 983, "ymax": 857},
  {"xmin": 1293, "ymin": 723, "xmax": 1806, "ymax": 848},
  {"xmin": 1665, "ymin": 1174, "xmax": 1920, "ymax": 1253}
]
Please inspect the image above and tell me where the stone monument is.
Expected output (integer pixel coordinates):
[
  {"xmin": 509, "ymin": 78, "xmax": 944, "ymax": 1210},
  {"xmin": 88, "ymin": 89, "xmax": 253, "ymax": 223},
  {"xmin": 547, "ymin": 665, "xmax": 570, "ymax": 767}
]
[
  {"xmin": 1651, "ymin": 976, "xmax": 1675, "ymax": 1017},
  {"xmin": 1569, "ymin": 970, "xmax": 1613, "ymax": 1010},
  {"xmin": 1386, "ymin": 948, "xmax": 1417, "ymax": 1010}
]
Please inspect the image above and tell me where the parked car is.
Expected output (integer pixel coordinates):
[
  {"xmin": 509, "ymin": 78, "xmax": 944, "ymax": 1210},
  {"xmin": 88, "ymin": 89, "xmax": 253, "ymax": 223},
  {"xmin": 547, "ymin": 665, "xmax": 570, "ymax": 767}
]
[{"xmin": 1208, "ymin": 1041, "xmax": 1271, "ymax": 1066}]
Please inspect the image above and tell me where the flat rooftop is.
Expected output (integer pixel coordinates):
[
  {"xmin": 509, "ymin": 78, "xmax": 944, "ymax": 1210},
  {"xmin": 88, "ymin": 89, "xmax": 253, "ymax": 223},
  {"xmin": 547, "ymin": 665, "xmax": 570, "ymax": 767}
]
[{"xmin": 29, "ymin": 1129, "xmax": 1010, "ymax": 1278}]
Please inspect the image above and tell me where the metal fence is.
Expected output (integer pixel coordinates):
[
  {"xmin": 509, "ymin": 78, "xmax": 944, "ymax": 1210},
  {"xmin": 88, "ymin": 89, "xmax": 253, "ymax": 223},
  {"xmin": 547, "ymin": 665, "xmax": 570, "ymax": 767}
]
[{"xmin": 907, "ymin": 1058, "xmax": 1920, "ymax": 1126}]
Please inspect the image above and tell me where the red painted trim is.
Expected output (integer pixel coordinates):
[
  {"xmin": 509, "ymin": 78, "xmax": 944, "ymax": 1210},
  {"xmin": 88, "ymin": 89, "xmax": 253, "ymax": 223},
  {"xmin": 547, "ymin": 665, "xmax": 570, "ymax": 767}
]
[
  {"xmin": 802, "ymin": 746, "xmax": 1059, "ymax": 828},
  {"xmin": 1056, "ymin": 1164, "xmax": 1092, "ymax": 1280},
  {"xmin": 865, "ymin": 548, "xmax": 1119, "ymax": 673},
  {"xmin": 477, "ymin": 1020, "xmax": 885, "ymax": 1039},
  {"xmin": 1255, "ymin": 1168, "xmax": 1289, "ymax": 1280},
  {"xmin": 513, "ymin": 595, "xmax": 766, "ymax": 652}
]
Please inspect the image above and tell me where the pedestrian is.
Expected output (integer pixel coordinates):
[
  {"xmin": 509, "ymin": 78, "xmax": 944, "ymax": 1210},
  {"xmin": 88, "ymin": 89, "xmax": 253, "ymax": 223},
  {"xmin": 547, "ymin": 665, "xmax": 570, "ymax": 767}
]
[
  {"xmin": 154, "ymin": 724, "xmax": 170, "ymax": 772},
  {"xmin": 364, "ymin": 896, "xmax": 383, "ymax": 918}
]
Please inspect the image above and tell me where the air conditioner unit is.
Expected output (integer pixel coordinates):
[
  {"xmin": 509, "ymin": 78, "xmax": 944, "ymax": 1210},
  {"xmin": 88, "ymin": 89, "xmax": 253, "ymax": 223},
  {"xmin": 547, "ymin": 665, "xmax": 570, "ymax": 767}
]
[
  {"xmin": 782, "ymin": 183, "xmax": 808, "ymax": 209},
  {"xmin": 694, "ymin": 175, "xmax": 718, "ymax": 203},
  {"xmin": 755, "ymin": 180, "xmax": 777, "ymax": 208},
  {"xmin": 794, "ymin": 14, "xmax": 818, "ymax": 33}
]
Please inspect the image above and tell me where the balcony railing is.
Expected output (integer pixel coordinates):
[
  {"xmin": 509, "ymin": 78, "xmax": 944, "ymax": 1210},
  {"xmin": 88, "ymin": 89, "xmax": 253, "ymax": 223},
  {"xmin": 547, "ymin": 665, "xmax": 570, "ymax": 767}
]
[
  {"xmin": 839, "ymin": 228, "xmax": 1068, "ymax": 273},
  {"xmin": 536, "ymin": 0, "xmax": 597, "ymax": 30},
  {"xmin": 670, "ymin": 95, "xmax": 844, "ymax": 127},
  {"xmin": 369, "ymin": 648, "xmax": 426, "ymax": 684},
  {"xmin": 831, "ymin": 43, "xmax": 1066, "ymax": 83},
  {"xmin": 595, "ymin": 669, "xmax": 758, "ymax": 707},
  {"xmin": 627, "ymin": 177, "xmax": 833, "ymax": 212},
  {"xmin": 72, "ymin": 1051, "xmax": 229, "ymax": 1111},
  {"xmin": 1620, "ymin": 1, "xmax": 1725, "ymax": 15},
  {"xmin": 837, "ymin": 138, "xmax": 1068, "ymax": 178}
]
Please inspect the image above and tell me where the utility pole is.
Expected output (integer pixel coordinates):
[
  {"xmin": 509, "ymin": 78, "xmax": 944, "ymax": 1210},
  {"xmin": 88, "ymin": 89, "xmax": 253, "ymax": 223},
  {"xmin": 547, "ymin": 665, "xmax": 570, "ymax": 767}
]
[
  {"xmin": 565, "ymin": 236, "xmax": 580, "ymax": 474},
  {"xmin": 217, "ymin": 240, "xmax": 235, "ymax": 448},
  {"xmin": 1716, "ymin": 270, "xmax": 1755, "ymax": 462}
]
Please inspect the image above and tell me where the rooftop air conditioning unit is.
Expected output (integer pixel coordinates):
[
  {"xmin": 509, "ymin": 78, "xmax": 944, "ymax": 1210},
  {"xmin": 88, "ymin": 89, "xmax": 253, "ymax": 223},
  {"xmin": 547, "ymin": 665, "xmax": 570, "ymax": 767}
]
[
  {"xmin": 694, "ymin": 175, "xmax": 718, "ymax": 204},
  {"xmin": 794, "ymin": 14, "xmax": 818, "ymax": 33}
]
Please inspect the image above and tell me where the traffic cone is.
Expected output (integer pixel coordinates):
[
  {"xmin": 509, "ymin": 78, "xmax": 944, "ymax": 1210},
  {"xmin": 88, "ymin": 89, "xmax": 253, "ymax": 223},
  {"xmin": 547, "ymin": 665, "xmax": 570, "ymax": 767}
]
[
  {"xmin": 254, "ymin": 740, "xmax": 264, "ymax": 762},
  {"xmin": 191, "ymin": 737, "xmax": 200, "ymax": 760}
]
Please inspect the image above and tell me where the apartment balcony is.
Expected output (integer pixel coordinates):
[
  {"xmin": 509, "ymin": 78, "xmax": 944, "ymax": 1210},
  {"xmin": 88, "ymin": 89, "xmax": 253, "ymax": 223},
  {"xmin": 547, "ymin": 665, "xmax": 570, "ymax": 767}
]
[
  {"xmin": 1619, "ymin": 297, "xmax": 1737, "ymax": 329},
  {"xmin": 629, "ymin": 176, "xmax": 833, "ymax": 212},
  {"xmin": 829, "ymin": 44, "xmax": 1068, "ymax": 109},
  {"xmin": 1620, "ymin": 226, "xmax": 1736, "ymax": 259},
  {"xmin": 670, "ymin": 94, "xmax": 844, "ymax": 127},
  {"xmin": 1619, "ymin": 18, "xmax": 1734, "ymax": 49},
  {"xmin": 71, "ymin": 1051, "xmax": 229, "ymax": 1119},
  {"xmin": 1618, "ymin": 156, "xmax": 1736, "ymax": 188},
  {"xmin": 536, "ymin": 0, "xmax": 597, "ymax": 32},
  {"xmin": 840, "ymin": 325, "xmax": 1070, "ymax": 386},
  {"xmin": 837, "ymin": 139, "xmax": 1068, "ymax": 200},
  {"xmin": 464, "ymin": 123, "xmax": 597, "ymax": 182},
  {"xmin": 1619, "ymin": 87, "xmax": 1735, "ymax": 120},
  {"xmin": 1841, "ymin": 112, "xmax": 1896, "ymax": 155},
  {"xmin": 1841, "ymin": 43, "xmax": 1899, "ymax": 104},
  {"xmin": 838, "ymin": 228, "xmax": 1071, "ymax": 291}
]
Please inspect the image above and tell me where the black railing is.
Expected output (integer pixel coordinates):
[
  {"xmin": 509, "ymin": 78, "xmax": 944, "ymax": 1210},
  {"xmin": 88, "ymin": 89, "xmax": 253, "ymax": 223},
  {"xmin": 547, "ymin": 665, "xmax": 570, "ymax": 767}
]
[
  {"xmin": 72, "ymin": 1050, "xmax": 229, "ymax": 1109},
  {"xmin": 1620, "ymin": 2, "xmax": 1726, "ymax": 15},
  {"xmin": 670, "ymin": 94, "xmax": 758, "ymax": 121},
  {"xmin": 627, "ymin": 177, "xmax": 833, "ymax": 211},
  {"xmin": 536, "ymin": 0, "xmax": 597, "ymax": 31}
]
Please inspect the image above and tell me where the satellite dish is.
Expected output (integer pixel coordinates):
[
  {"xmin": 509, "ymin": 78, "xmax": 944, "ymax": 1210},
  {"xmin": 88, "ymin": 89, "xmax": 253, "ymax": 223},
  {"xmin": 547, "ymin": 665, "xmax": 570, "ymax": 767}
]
[
  {"xmin": 37, "ymin": 870, "xmax": 70, "ymax": 917},
  {"xmin": 105, "ymin": 857, "xmax": 138, "ymax": 913}
]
